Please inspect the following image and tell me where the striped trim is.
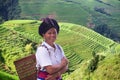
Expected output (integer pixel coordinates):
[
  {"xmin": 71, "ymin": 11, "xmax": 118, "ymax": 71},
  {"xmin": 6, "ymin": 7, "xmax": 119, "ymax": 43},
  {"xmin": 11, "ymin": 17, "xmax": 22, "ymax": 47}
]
[{"xmin": 37, "ymin": 77, "xmax": 45, "ymax": 80}]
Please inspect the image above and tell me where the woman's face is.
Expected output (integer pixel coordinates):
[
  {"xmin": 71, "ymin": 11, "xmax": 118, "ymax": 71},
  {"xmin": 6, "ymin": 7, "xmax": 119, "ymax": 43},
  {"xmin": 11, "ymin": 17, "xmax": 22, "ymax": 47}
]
[{"xmin": 43, "ymin": 27, "xmax": 57, "ymax": 44}]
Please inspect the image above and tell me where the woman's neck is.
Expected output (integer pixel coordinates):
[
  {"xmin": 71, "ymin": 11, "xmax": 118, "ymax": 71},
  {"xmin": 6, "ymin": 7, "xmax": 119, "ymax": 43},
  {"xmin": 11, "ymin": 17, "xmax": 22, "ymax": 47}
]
[{"xmin": 45, "ymin": 41, "xmax": 55, "ymax": 48}]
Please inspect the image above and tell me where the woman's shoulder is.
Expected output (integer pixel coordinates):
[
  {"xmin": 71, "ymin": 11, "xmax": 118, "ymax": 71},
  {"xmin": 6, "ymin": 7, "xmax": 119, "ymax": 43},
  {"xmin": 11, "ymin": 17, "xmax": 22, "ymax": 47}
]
[
  {"xmin": 37, "ymin": 44, "xmax": 47, "ymax": 50},
  {"xmin": 36, "ymin": 45, "xmax": 48, "ymax": 55},
  {"xmin": 55, "ymin": 44, "xmax": 62, "ymax": 48},
  {"xmin": 55, "ymin": 44, "xmax": 63, "ymax": 51}
]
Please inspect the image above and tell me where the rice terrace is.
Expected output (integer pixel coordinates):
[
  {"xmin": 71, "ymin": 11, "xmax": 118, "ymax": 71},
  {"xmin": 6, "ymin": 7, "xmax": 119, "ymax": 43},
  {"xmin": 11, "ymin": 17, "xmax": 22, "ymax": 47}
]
[{"xmin": 0, "ymin": 0, "xmax": 120, "ymax": 80}]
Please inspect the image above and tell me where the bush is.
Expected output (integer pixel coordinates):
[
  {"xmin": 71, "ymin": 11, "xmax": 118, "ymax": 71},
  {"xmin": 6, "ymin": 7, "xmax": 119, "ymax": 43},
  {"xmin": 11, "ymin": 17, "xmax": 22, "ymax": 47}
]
[
  {"xmin": 0, "ymin": 71, "xmax": 19, "ymax": 80},
  {"xmin": 88, "ymin": 54, "xmax": 99, "ymax": 72}
]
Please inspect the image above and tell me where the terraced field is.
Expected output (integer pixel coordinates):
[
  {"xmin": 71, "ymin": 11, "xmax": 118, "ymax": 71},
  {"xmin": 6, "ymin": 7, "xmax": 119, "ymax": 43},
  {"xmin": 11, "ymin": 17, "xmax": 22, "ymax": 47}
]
[
  {"xmin": 0, "ymin": 20, "xmax": 119, "ymax": 80},
  {"xmin": 19, "ymin": 0, "xmax": 120, "ymax": 42}
]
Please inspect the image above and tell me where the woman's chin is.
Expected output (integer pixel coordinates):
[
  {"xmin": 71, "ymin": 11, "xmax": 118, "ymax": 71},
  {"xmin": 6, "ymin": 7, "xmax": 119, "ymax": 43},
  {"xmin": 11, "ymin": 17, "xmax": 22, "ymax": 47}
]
[{"xmin": 51, "ymin": 39, "xmax": 56, "ymax": 42}]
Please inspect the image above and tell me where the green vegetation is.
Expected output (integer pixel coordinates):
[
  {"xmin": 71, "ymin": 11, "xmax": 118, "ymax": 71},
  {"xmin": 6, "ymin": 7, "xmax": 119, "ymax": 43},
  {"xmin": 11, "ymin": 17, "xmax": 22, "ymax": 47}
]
[
  {"xmin": 19, "ymin": 0, "xmax": 120, "ymax": 41},
  {"xmin": 3, "ymin": 20, "xmax": 37, "ymax": 25},
  {"xmin": 63, "ymin": 53, "xmax": 120, "ymax": 80},
  {"xmin": 0, "ymin": 0, "xmax": 120, "ymax": 79},
  {"xmin": 0, "ymin": 24, "xmax": 35, "ymax": 77},
  {"xmin": 0, "ymin": 71, "xmax": 19, "ymax": 80},
  {"xmin": 0, "ymin": 0, "xmax": 21, "ymax": 23},
  {"xmin": 0, "ymin": 20, "xmax": 119, "ymax": 80},
  {"xmin": 19, "ymin": 0, "xmax": 89, "ymax": 25},
  {"xmin": 91, "ymin": 53, "xmax": 120, "ymax": 80}
]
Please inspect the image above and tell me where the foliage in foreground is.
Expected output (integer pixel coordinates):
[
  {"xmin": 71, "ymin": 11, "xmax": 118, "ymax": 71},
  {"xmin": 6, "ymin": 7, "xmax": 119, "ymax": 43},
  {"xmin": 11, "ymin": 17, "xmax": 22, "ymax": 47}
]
[
  {"xmin": 63, "ymin": 52, "xmax": 120, "ymax": 80},
  {"xmin": 0, "ymin": 71, "xmax": 19, "ymax": 80}
]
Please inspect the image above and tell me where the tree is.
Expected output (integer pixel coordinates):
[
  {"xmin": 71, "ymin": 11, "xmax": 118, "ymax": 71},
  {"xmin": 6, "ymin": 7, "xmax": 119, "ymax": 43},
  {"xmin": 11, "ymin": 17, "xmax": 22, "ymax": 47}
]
[
  {"xmin": 94, "ymin": 24, "xmax": 119, "ymax": 41},
  {"xmin": 94, "ymin": 24, "xmax": 112, "ymax": 37},
  {"xmin": 0, "ymin": 0, "xmax": 21, "ymax": 23}
]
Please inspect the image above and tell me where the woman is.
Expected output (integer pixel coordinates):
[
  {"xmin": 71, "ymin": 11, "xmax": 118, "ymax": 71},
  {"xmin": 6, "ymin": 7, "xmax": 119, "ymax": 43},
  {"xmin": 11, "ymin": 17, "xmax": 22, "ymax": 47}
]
[{"xmin": 36, "ymin": 17, "xmax": 69, "ymax": 80}]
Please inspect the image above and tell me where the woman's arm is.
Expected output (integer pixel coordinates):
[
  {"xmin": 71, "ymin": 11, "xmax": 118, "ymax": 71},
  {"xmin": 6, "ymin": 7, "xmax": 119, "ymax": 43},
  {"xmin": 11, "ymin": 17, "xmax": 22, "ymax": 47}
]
[
  {"xmin": 59, "ymin": 63, "xmax": 68, "ymax": 74},
  {"xmin": 57, "ymin": 57, "xmax": 69, "ymax": 74},
  {"xmin": 45, "ymin": 64, "xmax": 68, "ymax": 80},
  {"xmin": 45, "ymin": 57, "xmax": 68, "ymax": 74}
]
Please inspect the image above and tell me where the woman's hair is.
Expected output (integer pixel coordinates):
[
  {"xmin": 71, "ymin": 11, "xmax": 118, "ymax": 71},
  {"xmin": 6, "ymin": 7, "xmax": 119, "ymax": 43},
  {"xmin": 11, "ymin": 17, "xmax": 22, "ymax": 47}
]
[{"xmin": 38, "ymin": 17, "xmax": 60, "ymax": 37}]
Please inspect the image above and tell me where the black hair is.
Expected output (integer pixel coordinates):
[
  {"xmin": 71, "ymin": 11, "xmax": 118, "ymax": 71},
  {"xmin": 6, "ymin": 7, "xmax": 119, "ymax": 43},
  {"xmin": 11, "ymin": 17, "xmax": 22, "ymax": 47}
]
[{"xmin": 38, "ymin": 17, "xmax": 60, "ymax": 37}]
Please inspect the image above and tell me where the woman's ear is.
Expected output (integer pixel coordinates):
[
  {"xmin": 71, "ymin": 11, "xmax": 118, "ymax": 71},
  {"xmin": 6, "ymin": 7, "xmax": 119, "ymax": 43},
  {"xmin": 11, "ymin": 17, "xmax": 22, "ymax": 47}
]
[{"xmin": 42, "ymin": 34, "xmax": 45, "ymax": 38}]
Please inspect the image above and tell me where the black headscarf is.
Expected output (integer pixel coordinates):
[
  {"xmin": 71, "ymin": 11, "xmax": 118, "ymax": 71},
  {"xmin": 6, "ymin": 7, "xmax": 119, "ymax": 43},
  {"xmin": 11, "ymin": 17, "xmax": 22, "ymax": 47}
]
[{"xmin": 38, "ymin": 17, "xmax": 60, "ymax": 37}]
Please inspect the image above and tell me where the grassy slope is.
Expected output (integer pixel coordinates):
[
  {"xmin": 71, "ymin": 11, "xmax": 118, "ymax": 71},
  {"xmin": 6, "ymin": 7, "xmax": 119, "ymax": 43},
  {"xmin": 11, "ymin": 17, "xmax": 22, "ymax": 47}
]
[
  {"xmin": 0, "ymin": 71, "xmax": 18, "ymax": 80},
  {"xmin": 2, "ymin": 20, "xmax": 118, "ymax": 67},
  {"xmin": 0, "ymin": 20, "xmax": 119, "ymax": 79},
  {"xmin": 19, "ymin": 0, "xmax": 120, "ymax": 36},
  {"xmin": 91, "ymin": 53, "xmax": 120, "ymax": 80},
  {"xmin": 3, "ymin": 20, "xmax": 117, "ymax": 56},
  {"xmin": 0, "ymin": 22, "xmax": 37, "ymax": 80},
  {"xmin": 64, "ymin": 53, "xmax": 120, "ymax": 80},
  {"xmin": 19, "ymin": 0, "xmax": 89, "ymax": 26}
]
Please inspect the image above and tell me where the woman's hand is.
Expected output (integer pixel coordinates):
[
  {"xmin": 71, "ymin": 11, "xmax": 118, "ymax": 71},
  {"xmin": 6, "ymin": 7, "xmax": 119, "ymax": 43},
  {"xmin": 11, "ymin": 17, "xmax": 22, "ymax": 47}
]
[
  {"xmin": 45, "ymin": 72, "xmax": 60, "ymax": 80},
  {"xmin": 45, "ymin": 75, "xmax": 56, "ymax": 80}
]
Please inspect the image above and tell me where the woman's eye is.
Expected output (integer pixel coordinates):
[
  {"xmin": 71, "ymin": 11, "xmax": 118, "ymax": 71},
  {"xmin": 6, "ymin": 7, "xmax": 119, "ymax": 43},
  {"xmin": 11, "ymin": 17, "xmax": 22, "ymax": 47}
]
[
  {"xmin": 48, "ymin": 32, "xmax": 51, "ymax": 34},
  {"xmin": 53, "ymin": 32, "xmax": 56, "ymax": 34}
]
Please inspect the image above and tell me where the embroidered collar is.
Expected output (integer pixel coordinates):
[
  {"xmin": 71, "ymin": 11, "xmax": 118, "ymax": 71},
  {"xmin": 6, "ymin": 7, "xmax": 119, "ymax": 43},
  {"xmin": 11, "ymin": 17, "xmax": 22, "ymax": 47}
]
[{"xmin": 42, "ymin": 41, "xmax": 57, "ymax": 50}]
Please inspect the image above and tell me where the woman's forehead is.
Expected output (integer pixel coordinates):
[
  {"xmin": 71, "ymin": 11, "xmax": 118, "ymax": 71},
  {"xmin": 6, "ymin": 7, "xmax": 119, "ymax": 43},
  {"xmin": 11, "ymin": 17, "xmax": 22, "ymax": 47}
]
[{"xmin": 47, "ymin": 27, "xmax": 57, "ymax": 31}]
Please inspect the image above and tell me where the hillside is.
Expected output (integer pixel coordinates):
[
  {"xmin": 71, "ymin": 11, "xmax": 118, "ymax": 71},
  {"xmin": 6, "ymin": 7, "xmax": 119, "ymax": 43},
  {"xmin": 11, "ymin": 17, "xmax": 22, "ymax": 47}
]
[
  {"xmin": 63, "ymin": 53, "xmax": 120, "ymax": 80},
  {"xmin": 19, "ymin": 0, "xmax": 120, "ymax": 40},
  {"xmin": 0, "ymin": 20, "xmax": 119, "ymax": 80}
]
